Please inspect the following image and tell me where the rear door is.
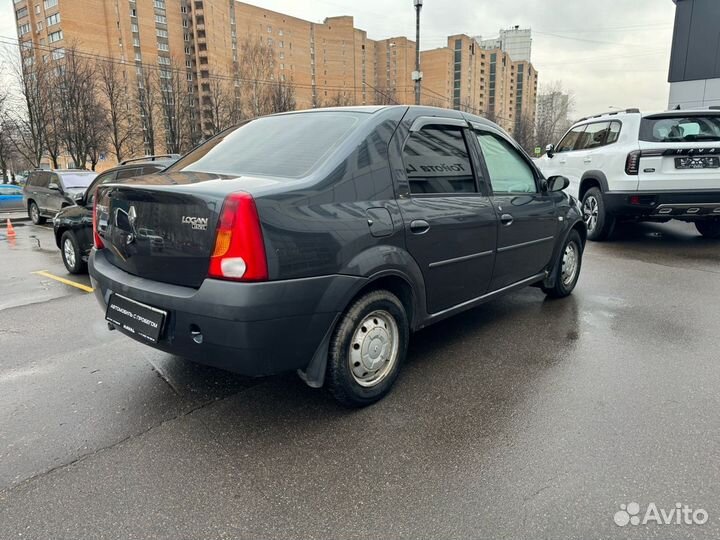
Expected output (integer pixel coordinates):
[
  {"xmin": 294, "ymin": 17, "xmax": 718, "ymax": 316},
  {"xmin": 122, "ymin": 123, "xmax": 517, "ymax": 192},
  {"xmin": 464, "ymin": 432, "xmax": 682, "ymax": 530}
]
[
  {"xmin": 473, "ymin": 127, "xmax": 559, "ymax": 291},
  {"xmin": 30, "ymin": 172, "xmax": 51, "ymax": 212},
  {"xmin": 638, "ymin": 113, "xmax": 720, "ymax": 191},
  {"xmin": 396, "ymin": 117, "xmax": 497, "ymax": 314}
]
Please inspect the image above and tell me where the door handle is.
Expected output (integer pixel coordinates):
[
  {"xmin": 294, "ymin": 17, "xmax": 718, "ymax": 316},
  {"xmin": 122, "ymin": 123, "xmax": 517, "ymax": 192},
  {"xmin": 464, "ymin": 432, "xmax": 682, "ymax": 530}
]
[
  {"xmin": 409, "ymin": 219, "xmax": 430, "ymax": 235},
  {"xmin": 583, "ymin": 157, "xmax": 592, "ymax": 163},
  {"xmin": 500, "ymin": 213, "xmax": 514, "ymax": 226},
  {"xmin": 559, "ymin": 159, "xmax": 567, "ymax": 164}
]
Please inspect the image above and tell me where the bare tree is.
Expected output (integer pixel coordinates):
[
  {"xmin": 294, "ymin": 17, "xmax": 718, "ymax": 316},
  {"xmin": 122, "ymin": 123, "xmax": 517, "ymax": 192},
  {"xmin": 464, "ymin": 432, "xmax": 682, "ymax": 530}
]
[
  {"xmin": 98, "ymin": 59, "xmax": 136, "ymax": 163},
  {"xmin": 513, "ymin": 114, "xmax": 536, "ymax": 154},
  {"xmin": 325, "ymin": 91, "xmax": 352, "ymax": 108},
  {"xmin": 0, "ymin": 90, "xmax": 13, "ymax": 183},
  {"xmin": 535, "ymin": 82, "xmax": 575, "ymax": 148},
  {"xmin": 238, "ymin": 36, "xmax": 276, "ymax": 117},
  {"xmin": 270, "ymin": 80, "xmax": 296, "ymax": 113},
  {"xmin": 5, "ymin": 46, "xmax": 50, "ymax": 168},
  {"xmin": 373, "ymin": 85, "xmax": 397, "ymax": 105},
  {"xmin": 204, "ymin": 77, "xmax": 232, "ymax": 136},
  {"xmin": 55, "ymin": 46, "xmax": 107, "ymax": 168},
  {"xmin": 159, "ymin": 61, "xmax": 189, "ymax": 154},
  {"xmin": 136, "ymin": 67, "xmax": 159, "ymax": 155}
]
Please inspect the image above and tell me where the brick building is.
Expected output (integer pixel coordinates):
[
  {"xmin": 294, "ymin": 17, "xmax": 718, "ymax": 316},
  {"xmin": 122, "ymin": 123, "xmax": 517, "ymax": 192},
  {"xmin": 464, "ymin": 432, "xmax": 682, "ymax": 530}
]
[{"xmin": 13, "ymin": 0, "xmax": 538, "ymax": 153}]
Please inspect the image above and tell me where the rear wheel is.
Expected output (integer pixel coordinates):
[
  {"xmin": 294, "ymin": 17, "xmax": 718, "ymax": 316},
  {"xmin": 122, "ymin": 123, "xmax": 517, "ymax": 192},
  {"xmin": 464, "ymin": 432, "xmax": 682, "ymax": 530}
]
[
  {"xmin": 542, "ymin": 230, "xmax": 583, "ymax": 299},
  {"xmin": 582, "ymin": 187, "xmax": 614, "ymax": 241},
  {"xmin": 29, "ymin": 201, "xmax": 46, "ymax": 225},
  {"xmin": 61, "ymin": 231, "xmax": 87, "ymax": 274},
  {"xmin": 695, "ymin": 220, "xmax": 720, "ymax": 239},
  {"xmin": 326, "ymin": 290, "xmax": 409, "ymax": 408}
]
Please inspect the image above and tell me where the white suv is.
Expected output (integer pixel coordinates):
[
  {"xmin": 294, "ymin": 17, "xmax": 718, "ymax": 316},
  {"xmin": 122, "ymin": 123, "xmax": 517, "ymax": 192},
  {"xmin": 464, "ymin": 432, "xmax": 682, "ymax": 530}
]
[{"xmin": 537, "ymin": 109, "xmax": 720, "ymax": 240}]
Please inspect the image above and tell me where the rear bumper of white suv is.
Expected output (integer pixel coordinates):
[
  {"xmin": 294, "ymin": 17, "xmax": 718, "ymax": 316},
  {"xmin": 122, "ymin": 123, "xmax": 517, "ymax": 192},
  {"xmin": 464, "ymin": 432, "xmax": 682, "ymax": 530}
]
[{"xmin": 604, "ymin": 190, "xmax": 720, "ymax": 221}]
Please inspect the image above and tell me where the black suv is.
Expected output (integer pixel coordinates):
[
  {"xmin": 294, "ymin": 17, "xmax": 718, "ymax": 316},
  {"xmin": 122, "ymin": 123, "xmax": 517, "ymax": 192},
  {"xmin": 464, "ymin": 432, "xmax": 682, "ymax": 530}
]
[
  {"xmin": 23, "ymin": 169, "xmax": 98, "ymax": 224},
  {"xmin": 54, "ymin": 156, "xmax": 178, "ymax": 274},
  {"xmin": 90, "ymin": 106, "xmax": 586, "ymax": 407}
]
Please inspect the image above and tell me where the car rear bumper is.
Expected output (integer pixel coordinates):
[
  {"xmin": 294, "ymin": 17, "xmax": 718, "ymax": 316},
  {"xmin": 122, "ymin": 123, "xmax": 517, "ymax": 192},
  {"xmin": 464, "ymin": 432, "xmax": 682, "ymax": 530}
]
[
  {"xmin": 89, "ymin": 249, "xmax": 364, "ymax": 376},
  {"xmin": 604, "ymin": 190, "xmax": 720, "ymax": 220}
]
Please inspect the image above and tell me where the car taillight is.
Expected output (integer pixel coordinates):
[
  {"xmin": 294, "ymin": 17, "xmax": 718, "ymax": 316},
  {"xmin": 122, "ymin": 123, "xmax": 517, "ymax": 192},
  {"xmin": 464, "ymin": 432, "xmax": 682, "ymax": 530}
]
[
  {"xmin": 208, "ymin": 192, "xmax": 268, "ymax": 281},
  {"xmin": 625, "ymin": 150, "xmax": 641, "ymax": 175},
  {"xmin": 93, "ymin": 196, "xmax": 104, "ymax": 249}
]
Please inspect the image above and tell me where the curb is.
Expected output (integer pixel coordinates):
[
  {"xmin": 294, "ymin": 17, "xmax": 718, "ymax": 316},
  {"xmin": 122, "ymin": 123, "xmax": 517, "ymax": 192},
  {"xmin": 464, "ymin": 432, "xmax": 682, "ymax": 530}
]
[{"xmin": 0, "ymin": 215, "xmax": 31, "ymax": 224}]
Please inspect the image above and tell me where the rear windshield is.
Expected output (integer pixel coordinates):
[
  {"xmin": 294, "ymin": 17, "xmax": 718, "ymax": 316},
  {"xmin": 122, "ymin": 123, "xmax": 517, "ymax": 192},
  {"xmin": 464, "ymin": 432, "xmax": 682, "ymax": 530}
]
[
  {"xmin": 640, "ymin": 115, "xmax": 720, "ymax": 142},
  {"xmin": 60, "ymin": 172, "xmax": 97, "ymax": 189},
  {"xmin": 167, "ymin": 112, "xmax": 366, "ymax": 179}
]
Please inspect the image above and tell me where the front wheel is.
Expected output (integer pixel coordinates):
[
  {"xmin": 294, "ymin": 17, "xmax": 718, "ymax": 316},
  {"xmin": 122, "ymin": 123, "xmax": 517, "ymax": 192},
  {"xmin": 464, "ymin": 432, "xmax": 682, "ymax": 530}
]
[
  {"xmin": 28, "ymin": 201, "xmax": 46, "ymax": 225},
  {"xmin": 582, "ymin": 187, "xmax": 614, "ymax": 241},
  {"xmin": 695, "ymin": 220, "xmax": 720, "ymax": 239},
  {"xmin": 61, "ymin": 231, "xmax": 87, "ymax": 274},
  {"xmin": 542, "ymin": 230, "xmax": 584, "ymax": 299},
  {"xmin": 326, "ymin": 290, "xmax": 409, "ymax": 408}
]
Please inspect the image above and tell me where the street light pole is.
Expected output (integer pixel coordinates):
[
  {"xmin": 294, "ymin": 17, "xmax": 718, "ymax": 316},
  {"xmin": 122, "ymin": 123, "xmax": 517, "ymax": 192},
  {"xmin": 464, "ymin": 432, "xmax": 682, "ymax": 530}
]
[{"xmin": 413, "ymin": 0, "xmax": 423, "ymax": 105}]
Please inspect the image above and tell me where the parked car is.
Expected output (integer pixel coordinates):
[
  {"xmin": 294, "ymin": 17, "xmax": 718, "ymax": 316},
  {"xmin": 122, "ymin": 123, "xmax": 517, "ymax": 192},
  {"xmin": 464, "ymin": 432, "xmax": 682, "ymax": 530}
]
[
  {"xmin": 90, "ymin": 106, "xmax": 586, "ymax": 407},
  {"xmin": 53, "ymin": 155, "xmax": 178, "ymax": 274},
  {"xmin": 23, "ymin": 169, "xmax": 98, "ymax": 225},
  {"xmin": 0, "ymin": 184, "xmax": 24, "ymax": 212},
  {"xmin": 537, "ymin": 108, "xmax": 720, "ymax": 240}
]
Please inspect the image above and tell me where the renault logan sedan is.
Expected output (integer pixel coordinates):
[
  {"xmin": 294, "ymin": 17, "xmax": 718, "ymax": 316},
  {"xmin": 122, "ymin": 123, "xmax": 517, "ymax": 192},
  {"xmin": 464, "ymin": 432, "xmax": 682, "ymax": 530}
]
[{"xmin": 90, "ymin": 106, "xmax": 586, "ymax": 407}]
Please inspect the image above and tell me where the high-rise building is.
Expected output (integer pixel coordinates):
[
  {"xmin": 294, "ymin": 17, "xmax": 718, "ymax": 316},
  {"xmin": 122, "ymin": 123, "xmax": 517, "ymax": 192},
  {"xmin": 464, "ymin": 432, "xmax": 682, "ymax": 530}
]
[
  {"xmin": 668, "ymin": 0, "xmax": 720, "ymax": 108},
  {"xmin": 12, "ymin": 0, "xmax": 539, "ymax": 157},
  {"xmin": 478, "ymin": 26, "xmax": 532, "ymax": 64}
]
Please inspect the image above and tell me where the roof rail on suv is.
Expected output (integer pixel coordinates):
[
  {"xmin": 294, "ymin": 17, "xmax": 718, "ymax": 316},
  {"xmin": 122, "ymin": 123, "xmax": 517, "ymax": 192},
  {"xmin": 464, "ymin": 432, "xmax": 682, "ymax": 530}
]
[
  {"xmin": 576, "ymin": 108, "xmax": 641, "ymax": 123},
  {"xmin": 119, "ymin": 154, "xmax": 180, "ymax": 165}
]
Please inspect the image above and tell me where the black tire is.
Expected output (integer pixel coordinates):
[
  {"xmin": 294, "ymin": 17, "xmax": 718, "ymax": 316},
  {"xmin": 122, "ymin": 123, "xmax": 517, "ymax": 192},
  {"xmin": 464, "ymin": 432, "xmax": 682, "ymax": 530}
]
[
  {"xmin": 542, "ymin": 230, "xmax": 583, "ymax": 299},
  {"xmin": 695, "ymin": 220, "xmax": 720, "ymax": 239},
  {"xmin": 582, "ymin": 187, "xmax": 614, "ymax": 241},
  {"xmin": 28, "ymin": 201, "xmax": 46, "ymax": 225},
  {"xmin": 326, "ymin": 290, "xmax": 409, "ymax": 408},
  {"xmin": 60, "ymin": 230, "xmax": 87, "ymax": 274}
]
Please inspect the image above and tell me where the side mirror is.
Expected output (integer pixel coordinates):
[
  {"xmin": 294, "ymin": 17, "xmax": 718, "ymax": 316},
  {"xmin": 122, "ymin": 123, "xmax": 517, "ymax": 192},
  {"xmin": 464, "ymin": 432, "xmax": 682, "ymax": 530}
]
[
  {"xmin": 547, "ymin": 175, "xmax": 570, "ymax": 192},
  {"xmin": 545, "ymin": 144, "xmax": 555, "ymax": 159},
  {"xmin": 74, "ymin": 192, "xmax": 84, "ymax": 204},
  {"xmin": 48, "ymin": 182, "xmax": 61, "ymax": 191}
]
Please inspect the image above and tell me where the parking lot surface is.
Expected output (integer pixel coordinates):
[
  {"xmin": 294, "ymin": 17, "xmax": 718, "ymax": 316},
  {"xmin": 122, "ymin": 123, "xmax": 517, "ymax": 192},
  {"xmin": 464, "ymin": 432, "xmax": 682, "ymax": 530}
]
[{"xmin": 1, "ymin": 220, "xmax": 719, "ymax": 539}]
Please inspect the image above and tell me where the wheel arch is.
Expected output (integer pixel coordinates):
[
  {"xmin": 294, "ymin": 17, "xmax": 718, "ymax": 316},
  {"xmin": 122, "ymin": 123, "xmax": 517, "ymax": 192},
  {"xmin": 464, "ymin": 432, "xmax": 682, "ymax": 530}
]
[
  {"xmin": 579, "ymin": 170, "xmax": 609, "ymax": 201},
  {"xmin": 298, "ymin": 248, "xmax": 427, "ymax": 389}
]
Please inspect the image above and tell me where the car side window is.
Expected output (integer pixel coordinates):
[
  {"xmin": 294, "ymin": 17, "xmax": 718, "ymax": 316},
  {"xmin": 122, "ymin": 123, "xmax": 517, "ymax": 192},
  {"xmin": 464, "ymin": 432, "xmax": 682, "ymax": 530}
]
[
  {"xmin": 31, "ymin": 172, "xmax": 50, "ymax": 188},
  {"xmin": 140, "ymin": 165, "xmax": 163, "ymax": 175},
  {"xmin": 576, "ymin": 122, "xmax": 611, "ymax": 150},
  {"xmin": 475, "ymin": 131, "xmax": 537, "ymax": 194},
  {"xmin": 116, "ymin": 167, "xmax": 142, "ymax": 180},
  {"xmin": 86, "ymin": 171, "xmax": 117, "ymax": 206},
  {"xmin": 48, "ymin": 173, "xmax": 61, "ymax": 189},
  {"xmin": 403, "ymin": 126, "xmax": 477, "ymax": 195},
  {"xmin": 606, "ymin": 121, "xmax": 621, "ymax": 144},
  {"xmin": 556, "ymin": 125, "xmax": 586, "ymax": 153}
]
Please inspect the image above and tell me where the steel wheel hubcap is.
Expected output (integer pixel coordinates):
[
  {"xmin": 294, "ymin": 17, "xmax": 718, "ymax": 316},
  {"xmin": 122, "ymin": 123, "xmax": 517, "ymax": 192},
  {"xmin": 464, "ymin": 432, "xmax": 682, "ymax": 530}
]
[
  {"xmin": 63, "ymin": 238, "xmax": 76, "ymax": 268},
  {"xmin": 561, "ymin": 242, "xmax": 579, "ymax": 286},
  {"xmin": 583, "ymin": 196, "xmax": 599, "ymax": 232},
  {"xmin": 31, "ymin": 205, "xmax": 38, "ymax": 221},
  {"xmin": 349, "ymin": 310, "xmax": 399, "ymax": 387}
]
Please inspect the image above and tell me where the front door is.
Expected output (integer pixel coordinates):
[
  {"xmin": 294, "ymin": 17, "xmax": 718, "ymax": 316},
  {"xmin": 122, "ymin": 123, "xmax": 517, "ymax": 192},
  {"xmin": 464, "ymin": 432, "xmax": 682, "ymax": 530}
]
[
  {"xmin": 47, "ymin": 172, "xmax": 65, "ymax": 214},
  {"xmin": 551, "ymin": 123, "xmax": 587, "ymax": 199},
  {"xmin": 473, "ymin": 127, "xmax": 560, "ymax": 291},
  {"xmin": 396, "ymin": 119, "xmax": 497, "ymax": 314}
]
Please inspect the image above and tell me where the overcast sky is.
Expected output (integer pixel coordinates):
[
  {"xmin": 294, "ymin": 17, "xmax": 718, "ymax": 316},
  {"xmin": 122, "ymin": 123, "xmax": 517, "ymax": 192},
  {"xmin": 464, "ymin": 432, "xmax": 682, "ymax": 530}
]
[{"xmin": 0, "ymin": 0, "xmax": 677, "ymax": 118}]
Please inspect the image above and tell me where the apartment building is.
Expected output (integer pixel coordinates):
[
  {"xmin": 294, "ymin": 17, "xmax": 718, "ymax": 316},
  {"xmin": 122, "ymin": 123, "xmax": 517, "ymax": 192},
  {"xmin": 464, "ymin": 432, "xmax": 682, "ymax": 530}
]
[{"xmin": 13, "ymin": 0, "xmax": 538, "ymax": 147}]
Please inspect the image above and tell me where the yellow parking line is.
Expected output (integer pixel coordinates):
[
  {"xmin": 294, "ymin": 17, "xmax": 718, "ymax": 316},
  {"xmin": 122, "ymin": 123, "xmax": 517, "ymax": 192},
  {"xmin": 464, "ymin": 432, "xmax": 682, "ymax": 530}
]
[{"xmin": 32, "ymin": 270, "xmax": 95, "ymax": 293}]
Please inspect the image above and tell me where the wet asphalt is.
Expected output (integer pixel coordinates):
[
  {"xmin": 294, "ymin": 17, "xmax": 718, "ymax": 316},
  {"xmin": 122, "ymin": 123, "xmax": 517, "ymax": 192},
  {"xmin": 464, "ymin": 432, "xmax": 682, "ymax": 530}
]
[{"xmin": 0, "ymin": 220, "xmax": 719, "ymax": 539}]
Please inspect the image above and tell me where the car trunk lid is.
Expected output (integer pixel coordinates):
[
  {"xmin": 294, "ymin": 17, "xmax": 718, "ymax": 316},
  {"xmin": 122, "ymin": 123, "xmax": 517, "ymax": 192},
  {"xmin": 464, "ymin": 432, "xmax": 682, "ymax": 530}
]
[{"xmin": 98, "ymin": 173, "xmax": 226, "ymax": 288}]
